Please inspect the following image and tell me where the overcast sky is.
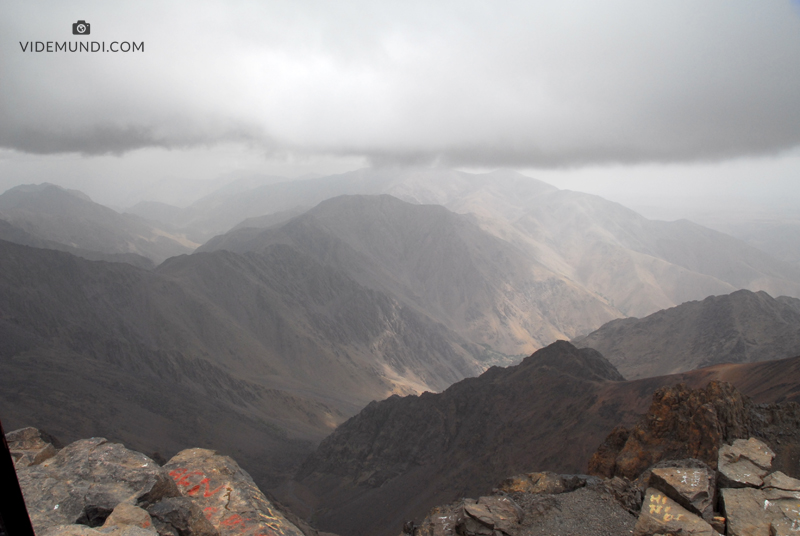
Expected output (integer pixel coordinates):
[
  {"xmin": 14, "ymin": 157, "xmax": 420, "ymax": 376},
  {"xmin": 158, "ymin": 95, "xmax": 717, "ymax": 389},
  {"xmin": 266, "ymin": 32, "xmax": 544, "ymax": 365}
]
[{"xmin": 1, "ymin": 0, "xmax": 799, "ymax": 212}]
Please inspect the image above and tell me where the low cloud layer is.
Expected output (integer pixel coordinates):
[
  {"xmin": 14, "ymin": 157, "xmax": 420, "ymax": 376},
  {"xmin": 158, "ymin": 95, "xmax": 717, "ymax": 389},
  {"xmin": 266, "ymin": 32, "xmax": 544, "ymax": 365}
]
[{"xmin": 2, "ymin": 0, "xmax": 800, "ymax": 166}]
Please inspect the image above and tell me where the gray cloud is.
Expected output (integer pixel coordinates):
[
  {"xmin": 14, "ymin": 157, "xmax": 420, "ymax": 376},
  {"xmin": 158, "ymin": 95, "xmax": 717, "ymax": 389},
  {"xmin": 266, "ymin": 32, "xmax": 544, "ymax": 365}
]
[{"xmin": 2, "ymin": 0, "xmax": 800, "ymax": 166}]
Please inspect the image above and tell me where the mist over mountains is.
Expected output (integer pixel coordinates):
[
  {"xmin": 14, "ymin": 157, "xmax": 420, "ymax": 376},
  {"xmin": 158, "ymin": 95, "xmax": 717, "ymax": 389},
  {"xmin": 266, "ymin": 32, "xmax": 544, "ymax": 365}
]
[{"xmin": 3, "ymin": 167, "xmax": 800, "ymax": 531}]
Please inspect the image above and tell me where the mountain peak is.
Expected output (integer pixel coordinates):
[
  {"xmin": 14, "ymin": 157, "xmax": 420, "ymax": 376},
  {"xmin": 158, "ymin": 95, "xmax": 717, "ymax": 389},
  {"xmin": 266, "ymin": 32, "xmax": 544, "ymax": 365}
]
[{"xmin": 521, "ymin": 340, "xmax": 625, "ymax": 382}]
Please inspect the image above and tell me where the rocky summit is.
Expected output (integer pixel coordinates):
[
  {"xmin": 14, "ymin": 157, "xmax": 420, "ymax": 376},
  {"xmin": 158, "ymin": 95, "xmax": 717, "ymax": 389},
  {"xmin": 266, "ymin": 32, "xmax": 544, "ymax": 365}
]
[
  {"xmin": 588, "ymin": 381, "xmax": 800, "ymax": 481},
  {"xmin": 6, "ymin": 429, "xmax": 313, "ymax": 536},
  {"xmin": 404, "ymin": 385, "xmax": 800, "ymax": 536}
]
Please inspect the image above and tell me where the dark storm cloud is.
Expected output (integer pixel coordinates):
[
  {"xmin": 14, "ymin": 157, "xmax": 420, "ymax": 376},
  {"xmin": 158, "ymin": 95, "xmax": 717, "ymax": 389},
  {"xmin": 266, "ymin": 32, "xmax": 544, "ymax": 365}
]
[{"xmin": 2, "ymin": 0, "xmax": 800, "ymax": 166}]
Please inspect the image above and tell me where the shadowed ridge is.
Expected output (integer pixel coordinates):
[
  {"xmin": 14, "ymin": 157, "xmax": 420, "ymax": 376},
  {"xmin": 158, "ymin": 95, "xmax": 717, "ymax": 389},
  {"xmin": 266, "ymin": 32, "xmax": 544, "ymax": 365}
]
[
  {"xmin": 574, "ymin": 288, "xmax": 800, "ymax": 379},
  {"xmin": 518, "ymin": 340, "xmax": 625, "ymax": 382}
]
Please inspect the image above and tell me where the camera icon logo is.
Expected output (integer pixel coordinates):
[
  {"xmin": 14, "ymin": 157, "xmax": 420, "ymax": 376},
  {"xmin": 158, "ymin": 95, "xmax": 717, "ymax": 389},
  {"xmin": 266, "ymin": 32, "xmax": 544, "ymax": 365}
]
[{"xmin": 72, "ymin": 20, "xmax": 90, "ymax": 35}]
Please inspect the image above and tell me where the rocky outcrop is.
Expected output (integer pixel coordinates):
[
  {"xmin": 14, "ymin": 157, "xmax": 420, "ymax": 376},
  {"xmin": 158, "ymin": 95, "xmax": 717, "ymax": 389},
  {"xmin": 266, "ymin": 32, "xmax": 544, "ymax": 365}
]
[
  {"xmin": 408, "ymin": 436, "xmax": 799, "ymax": 536},
  {"xmin": 163, "ymin": 448, "xmax": 304, "ymax": 536},
  {"xmin": 408, "ymin": 474, "xmax": 637, "ymax": 536},
  {"xmin": 11, "ymin": 431, "xmax": 308, "ymax": 536},
  {"xmin": 588, "ymin": 381, "xmax": 800, "ymax": 480},
  {"xmin": 6, "ymin": 427, "xmax": 59, "ymax": 469},
  {"xmin": 17, "ymin": 437, "xmax": 180, "ymax": 531}
]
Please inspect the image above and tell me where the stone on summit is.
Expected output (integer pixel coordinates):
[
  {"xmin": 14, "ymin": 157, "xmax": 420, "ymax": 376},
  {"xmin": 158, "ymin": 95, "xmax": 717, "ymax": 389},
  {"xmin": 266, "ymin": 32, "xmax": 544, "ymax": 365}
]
[
  {"xmin": 16, "ymin": 437, "xmax": 179, "ymax": 533},
  {"xmin": 718, "ymin": 437, "xmax": 775, "ymax": 488},
  {"xmin": 163, "ymin": 448, "xmax": 304, "ymax": 536}
]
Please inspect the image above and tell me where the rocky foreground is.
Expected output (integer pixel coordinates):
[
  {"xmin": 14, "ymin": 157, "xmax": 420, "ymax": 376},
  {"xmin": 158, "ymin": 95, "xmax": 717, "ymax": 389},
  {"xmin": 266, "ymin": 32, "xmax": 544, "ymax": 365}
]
[
  {"xmin": 6, "ymin": 380, "xmax": 800, "ymax": 535},
  {"xmin": 4, "ymin": 427, "xmax": 327, "ymax": 536},
  {"xmin": 404, "ymin": 381, "xmax": 800, "ymax": 536}
]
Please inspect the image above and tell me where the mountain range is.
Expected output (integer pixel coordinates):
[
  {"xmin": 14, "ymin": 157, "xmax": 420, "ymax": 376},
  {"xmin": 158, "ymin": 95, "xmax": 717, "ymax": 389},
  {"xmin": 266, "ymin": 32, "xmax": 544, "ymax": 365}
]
[
  {"xmin": 0, "ymin": 238, "xmax": 489, "ymax": 488},
  {"xmin": 127, "ymin": 167, "xmax": 800, "ymax": 320},
  {"xmin": 288, "ymin": 341, "xmax": 800, "ymax": 536},
  {"xmin": 0, "ymin": 183, "xmax": 197, "ymax": 266},
  {"xmin": 573, "ymin": 289, "xmax": 800, "ymax": 379},
  {"xmin": 3, "ymin": 169, "xmax": 800, "ymax": 532}
]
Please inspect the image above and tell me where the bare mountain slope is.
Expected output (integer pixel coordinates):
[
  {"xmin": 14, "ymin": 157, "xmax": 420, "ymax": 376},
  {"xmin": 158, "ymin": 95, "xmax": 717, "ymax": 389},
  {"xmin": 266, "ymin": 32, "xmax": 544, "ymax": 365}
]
[
  {"xmin": 512, "ymin": 189, "xmax": 800, "ymax": 316},
  {"xmin": 201, "ymin": 194, "xmax": 621, "ymax": 355},
  {"xmin": 0, "ymin": 184, "xmax": 197, "ymax": 264},
  {"xmin": 174, "ymin": 167, "xmax": 800, "ymax": 320},
  {"xmin": 289, "ymin": 341, "xmax": 800, "ymax": 536},
  {"xmin": 0, "ymin": 239, "xmax": 487, "ymax": 489},
  {"xmin": 573, "ymin": 289, "xmax": 800, "ymax": 379}
]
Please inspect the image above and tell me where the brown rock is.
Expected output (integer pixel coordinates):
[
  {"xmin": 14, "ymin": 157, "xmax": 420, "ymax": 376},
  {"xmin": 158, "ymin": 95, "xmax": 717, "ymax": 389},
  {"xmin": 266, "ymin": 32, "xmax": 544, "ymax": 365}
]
[
  {"xmin": 6, "ymin": 427, "xmax": 57, "ymax": 469},
  {"xmin": 496, "ymin": 472, "xmax": 585, "ymax": 495},
  {"xmin": 722, "ymin": 487, "xmax": 800, "ymax": 536},
  {"xmin": 587, "ymin": 425, "xmax": 629, "ymax": 478},
  {"xmin": 463, "ymin": 496, "xmax": 523, "ymax": 535},
  {"xmin": 163, "ymin": 448, "xmax": 303, "ymax": 536},
  {"xmin": 634, "ymin": 488, "xmax": 720, "ymax": 536},
  {"xmin": 648, "ymin": 463, "xmax": 716, "ymax": 521},
  {"xmin": 763, "ymin": 471, "xmax": 800, "ymax": 491},
  {"xmin": 103, "ymin": 503, "xmax": 156, "ymax": 532},
  {"xmin": 40, "ymin": 525, "xmax": 156, "ymax": 536},
  {"xmin": 718, "ymin": 437, "xmax": 775, "ymax": 488},
  {"xmin": 602, "ymin": 476, "xmax": 643, "ymax": 515},
  {"xmin": 17, "ymin": 438, "xmax": 179, "ymax": 534},
  {"xmin": 598, "ymin": 382, "xmax": 753, "ymax": 480}
]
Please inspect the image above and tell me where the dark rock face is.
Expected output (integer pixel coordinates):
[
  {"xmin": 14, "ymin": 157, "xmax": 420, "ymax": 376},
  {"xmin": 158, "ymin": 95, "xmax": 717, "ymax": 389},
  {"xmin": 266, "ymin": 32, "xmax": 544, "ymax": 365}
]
[
  {"xmin": 293, "ymin": 341, "xmax": 635, "ymax": 536},
  {"xmin": 588, "ymin": 381, "xmax": 779, "ymax": 479},
  {"xmin": 411, "ymin": 474, "xmax": 636, "ymax": 536},
  {"xmin": 147, "ymin": 497, "xmax": 218, "ymax": 536},
  {"xmin": 293, "ymin": 347, "xmax": 800, "ymax": 536},
  {"xmin": 16, "ymin": 438, "xmax": 179, "ymax": 533}
]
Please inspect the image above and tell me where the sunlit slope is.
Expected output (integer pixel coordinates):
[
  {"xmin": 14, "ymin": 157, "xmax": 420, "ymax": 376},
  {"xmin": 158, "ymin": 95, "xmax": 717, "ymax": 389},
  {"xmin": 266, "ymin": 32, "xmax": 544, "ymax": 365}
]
[
  {"xmin": 0, "ymin": 239, "xmax": 486, "ymax": 487},
  {"xmin": 201, "ymin": 194, "xmax": 621, "ymax": 354}
]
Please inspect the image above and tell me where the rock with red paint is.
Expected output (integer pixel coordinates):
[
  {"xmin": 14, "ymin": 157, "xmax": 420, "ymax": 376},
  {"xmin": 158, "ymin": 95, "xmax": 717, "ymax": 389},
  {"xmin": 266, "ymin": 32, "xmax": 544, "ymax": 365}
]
[{"xmin": 163, "ymin": 448, "xmax": 305, "ymax": 536}]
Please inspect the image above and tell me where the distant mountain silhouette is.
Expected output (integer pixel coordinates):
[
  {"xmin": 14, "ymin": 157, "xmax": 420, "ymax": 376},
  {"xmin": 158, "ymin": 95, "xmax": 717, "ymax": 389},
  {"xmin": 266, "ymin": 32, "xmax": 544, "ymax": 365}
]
[
  {"xmin": 573, "ymin": 289, "xmax": 800, "ymax": 379},
  {"xmin": 201, "ymin": 194, "xmax": 621, "ymax": 355},
  {"xmin": 147, "ymin": 167, "xmax": 800, "ymax": 318},
  {"xmin": 0, "ymin": 184, "xmax": 197, "ymax": 264}
]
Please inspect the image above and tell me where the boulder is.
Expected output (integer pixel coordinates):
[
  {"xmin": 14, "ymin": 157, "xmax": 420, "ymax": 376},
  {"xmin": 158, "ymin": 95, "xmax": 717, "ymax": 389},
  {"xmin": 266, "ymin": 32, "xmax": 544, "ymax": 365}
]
[
  {"xmin": 495, "ymin": 472, "xmax": 587, "ymax": 495},
  {"xmin": 40, "ymin": 525, "xmax": 156, "ymax": 536},
  {"xmin": 718, "ymin": 437, "xmax": 775, "ymax": 488},
  {"xmin": 147, "ymin": 497, "xmax": 218, "ymax": 536},
  {"xmin": 17, "ymin": 438, "xmax": 179, "ymax": 533},
  {"xmin": 410, "ymin": 495, "xmax": 523, "ymax": 536},
  {"xmin": 634, "ymin": 487, "xmax": 720, "ymax": 536},
  {"xmin": 163, "ymin": 448, "xmax": 304, "ymax": 536},
  {"xmin": 648, "ymin": 461, "xmax": 716, "ymax": 521},
  {"xmin": 103, "ymin": 504, "xmax": 156, "ymax": 533},
  {"xmin": 763, "ymin": 471, "xmax": 800, "ymax": 491},
  {"xmin": 6, "ymin": 427, "xmax": 57, "ymax": 469},
  {"xmin": 722, "ymin": 487, "xmax": 800, "ymax": 536}
]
